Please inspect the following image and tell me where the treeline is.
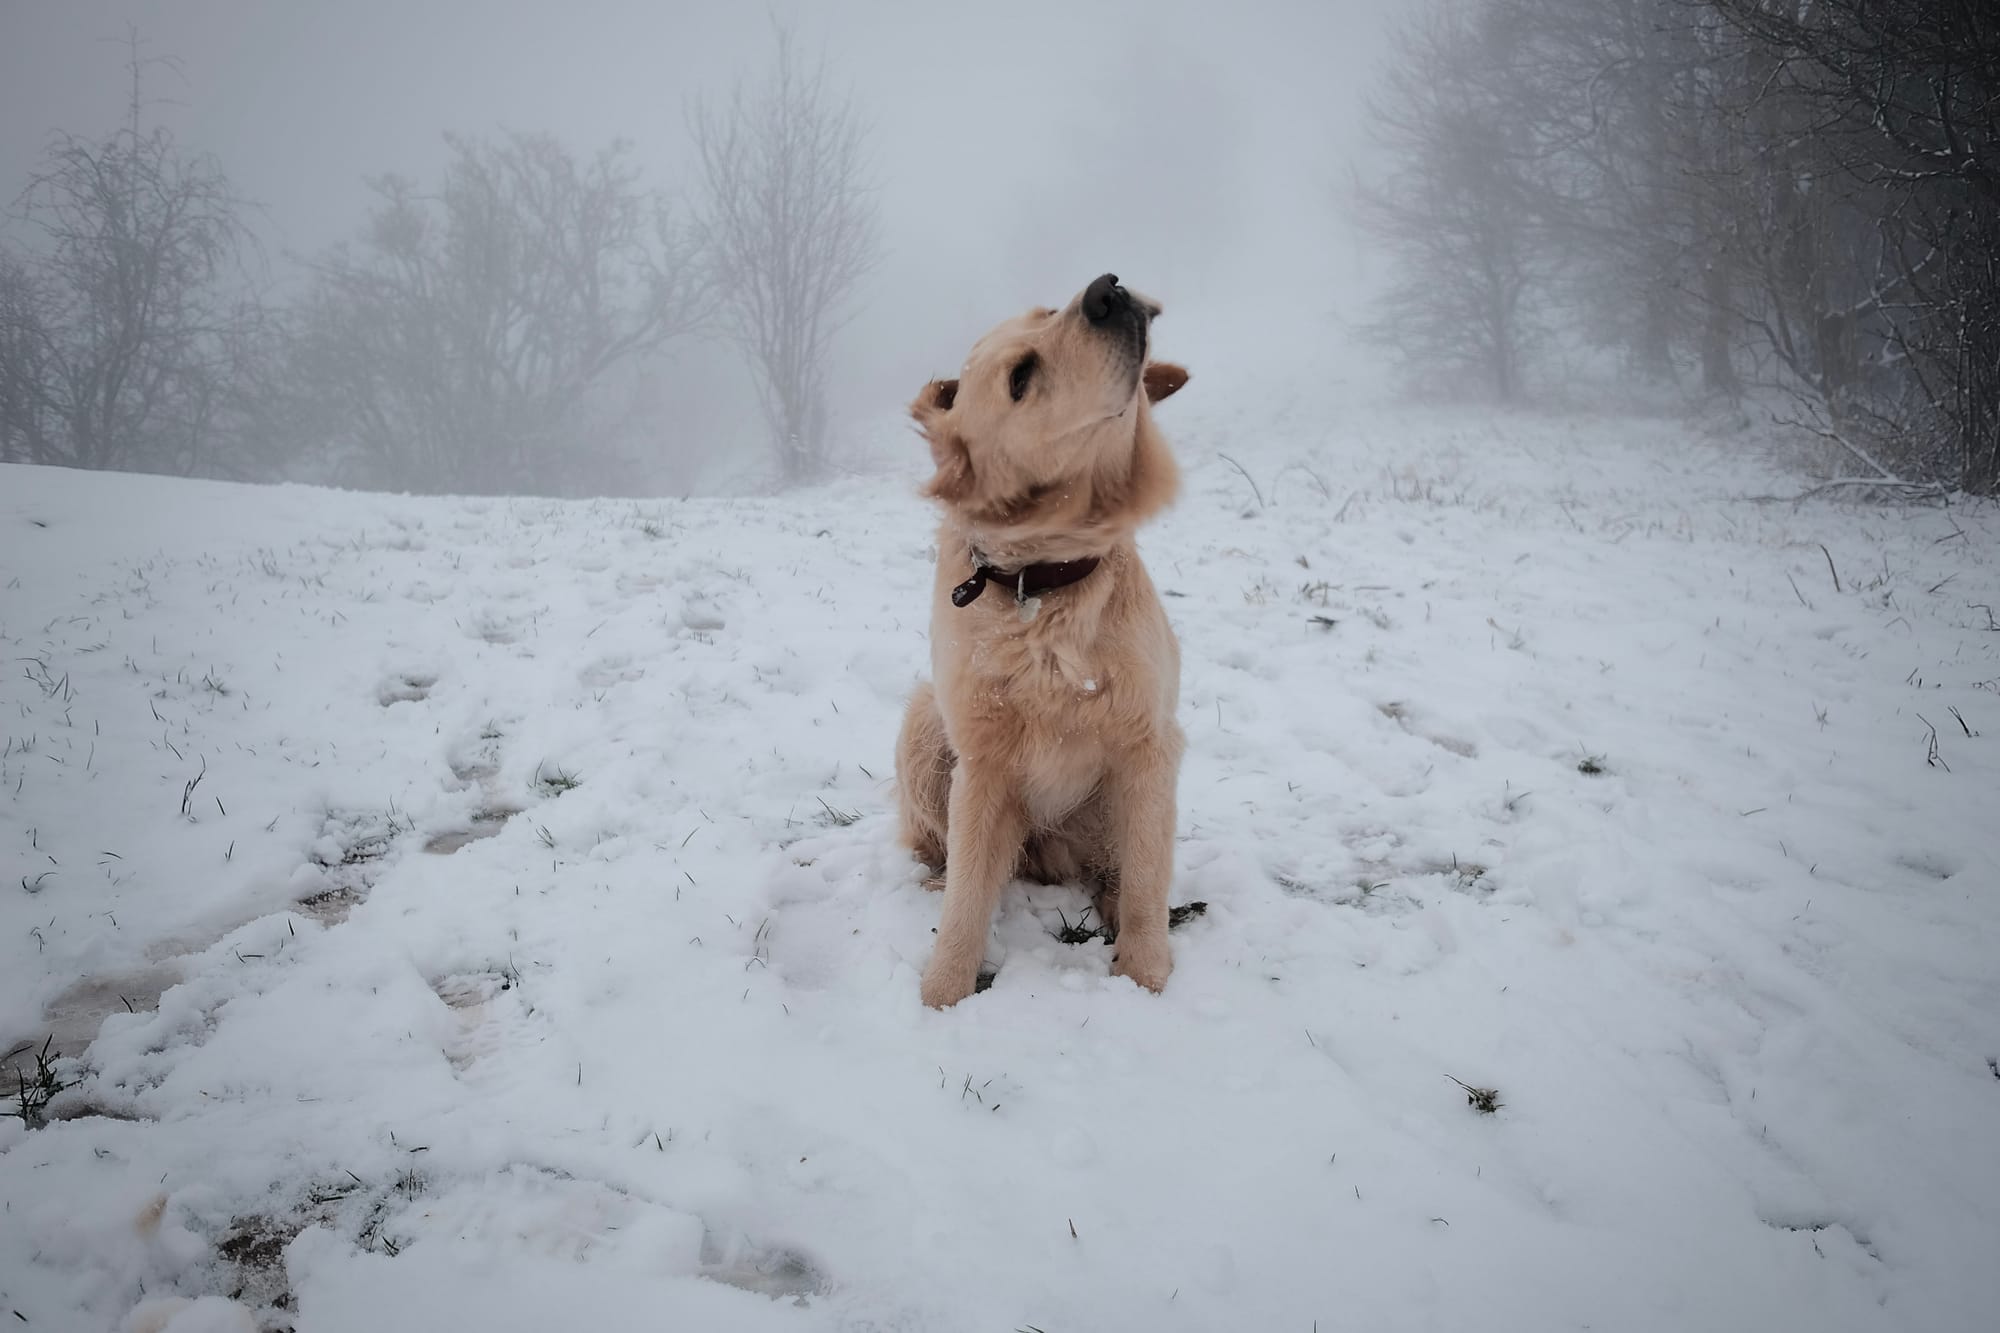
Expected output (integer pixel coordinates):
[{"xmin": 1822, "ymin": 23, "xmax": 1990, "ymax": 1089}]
[
  {"xmin": 1361, "ymin": 0, "xmax": 1999, "ymax": 494},
  {"xmin": 0, "ymin": 25, "xmax": 875, "ymax": 494}
]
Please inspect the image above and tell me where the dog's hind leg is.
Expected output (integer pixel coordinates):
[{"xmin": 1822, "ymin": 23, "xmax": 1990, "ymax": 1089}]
[{"xmin": 894, "ymin": 681, "xmax": 953, "ymax": 876}]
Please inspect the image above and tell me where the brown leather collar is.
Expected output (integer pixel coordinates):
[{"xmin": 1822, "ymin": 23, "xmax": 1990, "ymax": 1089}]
[{"xmin": 951, "ymin": 553, "xmax": 1102, "ymax": 608}]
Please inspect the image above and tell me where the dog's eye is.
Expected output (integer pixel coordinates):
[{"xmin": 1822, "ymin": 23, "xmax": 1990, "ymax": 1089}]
[{"xmin": 1008, "ymin": 353, "xmax": 1038, "ymax": 403}]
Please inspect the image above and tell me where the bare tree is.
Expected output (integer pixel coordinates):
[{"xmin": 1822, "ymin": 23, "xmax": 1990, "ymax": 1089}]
[
  {"xmin": 1473, "ymin": 0, "xmax": 1717, "ymax": 385},
  {"xmin": 1361, "ymin": 0, "xmax": 1999, "ymax": 492},
  {"xmin": 288, "ymin": 131, "xmax": 707, "ymax": 494},
  {"xmin": 1704, "ymin": 0, "xmax": 2000, "ymax": 492},
  {"xmin": 1, "ymin": 37, "xmax": 260, "ymax": 476},
  {"xmin": 1358, "ymin": 1, "xmax": 1547, "ymax": 401},
  {"xmin": 690, "ymin": 20, "xmax": 879, "ymax": 483},
  {"xmin": 0, "ymin": 253, "xmax": 54, "ymax": 465}
]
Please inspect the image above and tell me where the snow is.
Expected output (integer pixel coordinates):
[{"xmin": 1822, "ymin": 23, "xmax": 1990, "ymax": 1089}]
[
  {"xmin": 125, "ymin": 1296, "xmax": 260, "ymax": 1333},
  {"xmin": 3, "ymin": 400, "xmax": 1998, "ymax": 1332}
]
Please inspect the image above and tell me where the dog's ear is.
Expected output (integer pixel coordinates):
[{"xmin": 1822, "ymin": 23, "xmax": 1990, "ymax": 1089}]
[
  {"xmin": 910, "ymin": 377, "xmax": 959, "ymax": 429},
  {"xmin": 1142, "ymin": 362, "xmax": 1189, "ymax": 404},
  {"xmin": 920, "ymin": 431, "xmax": 974, "ymax": 503},
  {"xmin": 911, "ymin": 379, "xmax": 970, "ymax": 501}
]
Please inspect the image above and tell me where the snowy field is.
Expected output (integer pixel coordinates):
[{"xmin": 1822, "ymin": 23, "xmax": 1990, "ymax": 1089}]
[{"xmin": 3, "ymin": 397, "xmax": 1998, "ymax": 1332}]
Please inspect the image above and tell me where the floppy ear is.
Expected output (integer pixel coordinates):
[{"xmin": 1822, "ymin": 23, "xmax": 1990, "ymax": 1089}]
[
  {"xmin": 920, "ymin": 431, "xmax": 974, "ymax": 503},
  {"xmin": 909, "ymin": 377, "xmax": 959, "ymax": 428},
  {"xmin": 1142, "ymin": 362, "xmax": 1189, "ymax": 404},
  {"xmin": 910, "ymin": 378, "xmax": 970, "ymax": 501}
]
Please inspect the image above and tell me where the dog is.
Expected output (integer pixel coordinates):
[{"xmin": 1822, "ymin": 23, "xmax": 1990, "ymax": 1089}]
[{"xmin": 896, "ymin": 273, "xmax": 1189, "ymax": 1007}]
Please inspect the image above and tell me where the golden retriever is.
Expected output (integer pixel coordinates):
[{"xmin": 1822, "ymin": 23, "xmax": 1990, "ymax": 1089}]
[{"xmin": 896, "ymin": 273, "xmax": 1189, "ymax": 1007}]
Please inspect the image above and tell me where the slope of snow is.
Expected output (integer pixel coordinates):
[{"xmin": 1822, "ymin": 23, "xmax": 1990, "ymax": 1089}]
[{"xmin": 2, "ymin": 402, "xmax": 1997, "ymax": 1332}]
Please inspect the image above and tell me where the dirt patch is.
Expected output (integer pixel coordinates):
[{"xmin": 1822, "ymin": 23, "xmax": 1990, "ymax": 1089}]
[
  {"xmin": 295, "ymin": 885, "xmax": 365, "ymax": 925},
  {"xmin": 217, "ymin": 1214, "xmax": 303, "ymax": 1329},
  {"xmin": 422, "ymin": 807, "xmax": 518, "ymax": 855},
  {"xmin": 703, "ymin": 1240, "xmax": 824, "ymax": 1300}
]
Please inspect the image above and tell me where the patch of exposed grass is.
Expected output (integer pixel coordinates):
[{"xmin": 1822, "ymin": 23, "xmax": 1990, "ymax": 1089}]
[
  {"xmin": 1049, "ymin": 900, "xmax": 1206, "ymax": 946},
  {"xmin": 1052, "ymin": 908, "xmax": 1106, "ymax": 945},
  {"xmin": 1448, "ymin": 1074, "xmax": 1503, "ymax": 1114},
  {"xmin": 7, "ymin": 1035, "xmax": 71, "ymax": 1128},
  {"xmin": 532, "ymin": 763, "xmax": 582, "ymax": 797}
]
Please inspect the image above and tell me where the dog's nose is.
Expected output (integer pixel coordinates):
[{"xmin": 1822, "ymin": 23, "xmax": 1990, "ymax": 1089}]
[{"xmin": 1083, "ymin": 273, "xmax": 1129, "ymax": 325}]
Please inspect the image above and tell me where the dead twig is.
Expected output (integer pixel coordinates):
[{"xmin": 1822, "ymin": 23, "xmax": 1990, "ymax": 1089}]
[
  {"xmin": 1916, "ymin": 714, "xmax": 1950, "ymax": 771},
  {"xmin": 1217, "ymin": 452, "xmax": 1267, "ymax": 509}
]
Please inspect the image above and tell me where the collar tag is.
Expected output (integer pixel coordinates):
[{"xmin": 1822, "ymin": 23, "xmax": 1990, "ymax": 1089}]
[
  {"xmin": 950, "ymin": 570, "xmax": 987, "ymax": 607},
  {"xmin": 1015, "ymin": 571, "xmax": 1042, "ymax": 623}
]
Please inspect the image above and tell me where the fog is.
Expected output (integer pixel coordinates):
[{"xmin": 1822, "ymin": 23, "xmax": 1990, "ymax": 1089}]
[
  {"xmin": 4, "ymin": 11, "xmax": 1996, "ymax": 1321},
  {"xmin": 1, "ymin": 0, "xmax": 1394, "ymax": 490}
]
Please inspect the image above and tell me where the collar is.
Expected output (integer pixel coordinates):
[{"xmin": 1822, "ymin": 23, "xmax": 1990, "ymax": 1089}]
[{"xmin": 950, "ymin": 551, "xmax": 1103, "ymax": 609}]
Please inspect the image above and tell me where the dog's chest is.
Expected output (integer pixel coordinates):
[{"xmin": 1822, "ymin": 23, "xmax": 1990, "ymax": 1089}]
[
  {"xmin": 961, "ymin": 634, "xmax": 1102, "ymax": 722},
  {"xmin": 946, "ymin": 623, "xmax": 1113, "ymax": 748},
  {"xmin": 982, "ymin": 658, "xmax": 1113, "ymax": 824}
]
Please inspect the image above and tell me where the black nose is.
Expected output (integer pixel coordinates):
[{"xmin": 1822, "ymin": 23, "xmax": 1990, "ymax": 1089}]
[{"xmin": 1083, "ymin": 273, "xmax": 1128, "ymax": 325}]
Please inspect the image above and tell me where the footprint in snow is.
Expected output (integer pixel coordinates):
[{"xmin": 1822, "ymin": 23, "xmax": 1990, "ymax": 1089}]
[
  {"xmin": 376, "ymin": 671, "xmax": 436, "ymax": 705},
  {"xmin": 579, "ymin": 654, "xmax": 645, "ymax": 689}
]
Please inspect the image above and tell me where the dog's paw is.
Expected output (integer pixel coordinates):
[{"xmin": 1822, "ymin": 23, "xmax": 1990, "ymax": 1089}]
[
  {"xmin": 920, "ymin": 956, "xmax": 981, "ymax": 1008},
  {"xmin": 1111, "ymin": 934, "xmax": 1172, "ymax": 993}
]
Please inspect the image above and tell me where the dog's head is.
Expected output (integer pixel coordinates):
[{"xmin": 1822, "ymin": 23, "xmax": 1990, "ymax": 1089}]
[{"xmin": 910, "ymin": 274, "xmax": 1188, "ymax": 551}]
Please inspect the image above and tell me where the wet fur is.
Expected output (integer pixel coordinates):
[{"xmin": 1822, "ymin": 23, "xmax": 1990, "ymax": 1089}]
[{"xmin": 895, "ymin": 281, "xmax": 1189, "ymax": 1007}]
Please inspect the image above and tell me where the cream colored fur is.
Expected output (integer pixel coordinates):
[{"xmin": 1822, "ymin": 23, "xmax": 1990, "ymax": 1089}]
[{"xmin": 895, "ymin": 277, "xmax": 1189, "ymax": 1007}]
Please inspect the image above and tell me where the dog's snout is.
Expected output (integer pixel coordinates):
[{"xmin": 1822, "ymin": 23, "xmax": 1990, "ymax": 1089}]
[{"xmin": 1083, "ymin": 273, "xmax": 1129, "ymax": 325}]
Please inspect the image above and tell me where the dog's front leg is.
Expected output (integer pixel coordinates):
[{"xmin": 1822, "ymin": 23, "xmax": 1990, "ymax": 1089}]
[
  {"xmin": 1108, "ymin": 741, "xmax": 1180, "ymax": 992},
  {"xmin": 921, "ymin": 762, "xmax": 1024, "ymax": 1008}
]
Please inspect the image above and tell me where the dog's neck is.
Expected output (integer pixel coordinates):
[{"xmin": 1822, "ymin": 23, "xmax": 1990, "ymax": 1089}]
[{"xmin": 950, "ymin": 549, "xmax": 1102, "ymax": 609}]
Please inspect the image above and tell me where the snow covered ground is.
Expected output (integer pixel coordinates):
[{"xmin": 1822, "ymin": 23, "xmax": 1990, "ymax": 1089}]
[{"xmin": 3, "ymin": 396, "xmax": 1997, "ymax": 1332}]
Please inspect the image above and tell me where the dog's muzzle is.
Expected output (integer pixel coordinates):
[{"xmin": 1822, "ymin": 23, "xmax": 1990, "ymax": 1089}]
[
  {"xmin": 1081, "ymin": 273, "xmax": 1153, "ymax": 376},
  {"xmin": 1083, "ymin": 273, "xmax": 1158, "ymax": 328}
]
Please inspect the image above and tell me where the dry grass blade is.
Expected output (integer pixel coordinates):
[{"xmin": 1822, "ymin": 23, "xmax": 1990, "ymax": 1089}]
[{"xmin": 814, "ymin": 797, "xmax": 860, "ymax": 827}]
